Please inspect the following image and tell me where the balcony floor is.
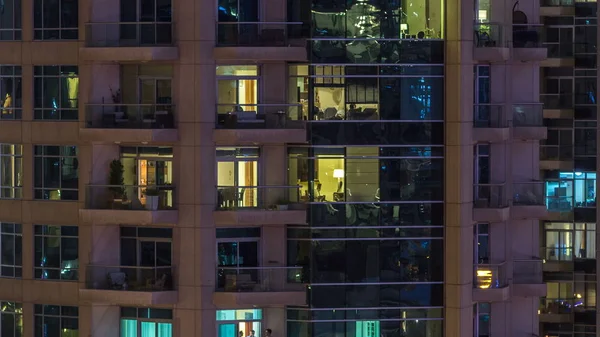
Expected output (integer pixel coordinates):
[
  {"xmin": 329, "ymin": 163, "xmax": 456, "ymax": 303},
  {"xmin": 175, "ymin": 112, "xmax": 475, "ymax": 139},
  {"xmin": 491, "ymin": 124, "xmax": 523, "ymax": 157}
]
[
  {"xmin": 213, "ymin": 290, "xmax": 306, "ymax": 307},
  {"xmin": 79, "ymin": 209, "xmax": 179, "ymax": 225},
  {"xmin": 79, "ymin": 127, "xmax": 178, "ymax": 143},
  {"xmin": 79, "ymin": 288, "xmax": 178, "ymax": 306},
  {"xmin": 80, "ymin": 46, "xmax": 179, "ymax": 62},
  {"xmin": 213, "ymin": 209, "xmax": 307, "ymax": 226}
]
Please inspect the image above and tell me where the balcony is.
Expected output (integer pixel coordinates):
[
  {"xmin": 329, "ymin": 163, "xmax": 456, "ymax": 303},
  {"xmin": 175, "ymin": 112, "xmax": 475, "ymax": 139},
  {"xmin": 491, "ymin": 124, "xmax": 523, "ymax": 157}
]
[
  {"xmin": 512, "ymin": 24, "xmax": 547, "ymax": 61},
  {"xmin": 512, "ymin": 103, "xmax": 547, "ymax": 140},
  {"xmin": 541, "ymin": 94, "xmax": 574, "ymax": 118},
  {"xmin": 541, "ymin": 247, "xmax": 574, "ymax": 272},
  {"xmin": 214, "ymin": 104, "xmax": 307, "ymax": 144},
  {"xmin": 540, "ymin": 298, "xmax": 574, "ymax": 323},
  {"xmin": 213, "ymin": 267, "xmax": 307, "ymax": 306},
  {"xmin": 214, "ymin": 186, "xmax": 307, "ymax": 225},
  {"xmin": 214, "ymin": 22, "xmax": 307, "ymax": 61},
  {"xmin": 79, "ymin": 265, "xmax": 177, "ymax": 305},
  {"xmin": 79, "ymin": 185, "xmax": 177, "ymax": 225},
  {"xmin": 512, "ymin": 182, "xmax": 548, "ymax": 219},
  {"xmin": 542, "ymin": 41, "xmax": 574, "ymax": 67},
  {"xmin": 540, "ymin": 0, "xmax": 575, "ymax": 16},
  {"xmin": 473, "ymin": 183, "xmax": 510, "ymax": 222},
  {"xmin": 472, "ymin": 104, "xmax": 509, "ymax": 142},
  {"xmin": 473, "ymin": 263, "xmax": 510, "ymax": 302},
  {"xmin": 81, "ymin": 22, "xmax": 178, "ymax": 61},
  {"xmin": 80, "ymin": 104, "xmax": 177, "ymax": 143},
  {"xmin": 540, "ymin": 145, "xmax": 573, "ymax": 171},
  {"xmin": 512, "ymin": 259, "xmax": 546, "ymax": 297},
  {"xmin": 473, "ymin": 23, "xmax": 509, "ymax": 61}
]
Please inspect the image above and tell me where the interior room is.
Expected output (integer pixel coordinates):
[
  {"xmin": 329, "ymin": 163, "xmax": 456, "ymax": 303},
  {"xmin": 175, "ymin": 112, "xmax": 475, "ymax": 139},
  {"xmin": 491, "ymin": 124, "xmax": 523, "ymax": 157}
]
[
  {"xmin": 216, "ymin": 65, "xmax": 259, "ymax": 115},
  {"xmin": 217, "ymin": 309, "xmax": 262, "ymax": 337},
  {"xmin": 545, "ymin": 171, "xmax": 596, "ymax": 211},
  {"xmin": 544, "ymin": 222, "xmax": 596, "ymax": 260},
  {"xmin": 216, "ymin": 147, "xmax": 259, "ymax": 208}
]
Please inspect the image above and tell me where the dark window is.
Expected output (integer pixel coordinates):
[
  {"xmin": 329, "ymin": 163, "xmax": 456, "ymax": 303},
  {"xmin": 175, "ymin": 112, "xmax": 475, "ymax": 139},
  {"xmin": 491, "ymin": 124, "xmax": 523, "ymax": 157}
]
[
  {"xmin": 0, "ymin": 66, "xmax": 22, "ymax": 120},
  {"xmin": 0, "ymin": 301, "xmax": 22, "ymax": 337},
  {"xmin": 33, "ymin": 0, "xmax": 78, "ymax": 40},
  {"xmin": 33, "ymin": 66, "xmax": 79, "ymax": 120},
  {"xmin": 34, "ymin": 304, "xmax": 78, "ymax": 337},
  {"xmin": 0, "ymin": 0, "xmax": 21, "ymax": 40},
  {"xmin": 0, "ymin": 223, "xmax": 21, "ymax": 278},
  {"xmin": 34, "ymin": 225, "xmax": 78, "ymax": 280},
  {"xmin": 33, "ymin": 145, "xmax": 78, "ymax": 200}
]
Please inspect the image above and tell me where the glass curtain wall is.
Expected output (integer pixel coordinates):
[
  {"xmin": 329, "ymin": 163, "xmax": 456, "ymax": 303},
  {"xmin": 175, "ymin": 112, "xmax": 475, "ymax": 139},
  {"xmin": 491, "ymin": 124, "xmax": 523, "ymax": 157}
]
[{"xmin": 286, "ymin": 1, "xmax": 444, "ymax": 335}]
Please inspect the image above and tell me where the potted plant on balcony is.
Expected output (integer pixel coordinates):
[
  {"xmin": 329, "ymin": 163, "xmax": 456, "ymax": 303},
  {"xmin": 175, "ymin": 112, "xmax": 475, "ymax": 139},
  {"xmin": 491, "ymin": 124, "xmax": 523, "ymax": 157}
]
[
  {"xmin": 145, "ymin": 187, "xmax": 159, "ymax": 211},
  {"xmin": 108, "ymin": 160, "xmax": 126, "ymax": 208}
]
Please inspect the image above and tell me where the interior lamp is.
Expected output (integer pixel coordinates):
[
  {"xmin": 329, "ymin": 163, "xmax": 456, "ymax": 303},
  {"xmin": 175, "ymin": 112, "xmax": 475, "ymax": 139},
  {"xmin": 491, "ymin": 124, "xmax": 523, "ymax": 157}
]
[
  {"xmin": 333, "ymin": 169, "xmax": 344, "ymax": 193},
  {"xmin": 478, "ymin": 10, "xmax": 488, "ymax": 22}
]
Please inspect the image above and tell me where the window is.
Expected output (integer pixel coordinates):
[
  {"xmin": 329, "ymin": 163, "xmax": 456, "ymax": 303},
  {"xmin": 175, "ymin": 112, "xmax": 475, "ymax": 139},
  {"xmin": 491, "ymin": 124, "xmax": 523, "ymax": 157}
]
[
  {"xmin": 33, "ymin": 0, "xmax": 78, "ymax": 40},
  {"xmin": 574, "ymin": 223, "xmax": 595, "ymax": 259},
  {"xmin": 544, "ymin": 222, "xmax": 573, "ymax": 261},
  {"xmin": 216, "ymin": 309, "xmax": 262, "ymax": 337},
  {"xmin": 474, "ymin": 303, "xmax": 491, "ymax": 337},
  {"xmin": 217, "ymin": 147, "xmax": 259, "ymax": 208},
  {"xmin": 216, "ymin": 66, "xmax": 260, "ymax": 122},
  {"xmin": 574, "ymin": 121, "xmax": 596, "ymax": 157},
  {"xmin": 0, "ymin": 0, "xmax": 21, "ymax": 40},
  {"xmin": 216, "ymin": 228, "xmax": 260, "ymax": 291},
  {"xmin": 0, "ymin": 301, "xmax": 22, "ymax": 337},
  {"xmin": 34, "ymin": 304, "xmax": 78, "ymax": 337},
  {"xmin": 0, "ymin": 66, "xmax": 22, "ymax": 119},
  {"xmin": 33, "ymin": 145, "xmax": 78, "ymax": 200},
  {"xmin": 474, "ymin": 223, "xmax": 489, "ymax": 264},
  {"xmin": 34, "ymin": 225, "xmax": 78, "ymax": 280},
  {"xmin": 541, "ymin": 67, "xmax": 573, "ymax": 109},
  {"xmin": 0, "ymin": 223, "xmax": 21, "ymax": 278},
  {"xmin": 0, "ymin": 144, "xmax": 22, "ymax": 199},
  {"xmin": 542, "ymin": 126, "xmax": 573, "ymax": 161},
  {"xmin": 33, "ymin": 66, "xmax": 79, "ymax": 120},
  {"xmin": 545, "ymin": 172, "xmax": 596, "ymax": 211},
  {"xmin": 121, "ymin": 307, "xmax": 172, "ymax": 337}
]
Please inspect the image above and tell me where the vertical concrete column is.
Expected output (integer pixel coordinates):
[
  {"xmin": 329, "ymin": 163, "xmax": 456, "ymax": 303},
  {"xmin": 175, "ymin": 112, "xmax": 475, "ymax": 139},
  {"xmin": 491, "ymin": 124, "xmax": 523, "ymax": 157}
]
[
  {"xmin": 21, "ymin": 302, "xmax": 34, "ymax": 337},
  {"xmin": 263, "ymin": 145, "xmax": 286, "ymax": 204},
  {"xmin": 21, "ymin": 0, "xmax": 32, "ymax": 41},
  {"xmin": 262, "ymin": 63, "xmax": 288, "ymax": 105}
]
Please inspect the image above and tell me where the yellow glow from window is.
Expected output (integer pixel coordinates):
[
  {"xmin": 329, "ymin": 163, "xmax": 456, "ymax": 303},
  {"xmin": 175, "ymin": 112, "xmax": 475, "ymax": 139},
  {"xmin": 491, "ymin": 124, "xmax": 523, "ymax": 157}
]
[{"xmin": 476, "ymin": 269, "xmax": 492, "ymax": 289}]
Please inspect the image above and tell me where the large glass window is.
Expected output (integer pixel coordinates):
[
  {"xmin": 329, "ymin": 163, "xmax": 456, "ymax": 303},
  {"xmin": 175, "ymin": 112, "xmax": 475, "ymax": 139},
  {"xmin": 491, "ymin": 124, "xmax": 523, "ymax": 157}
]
[
  {"xmin": 574, "ymin": 223, "xmax": 595, "ymax": 259},
  {"xmin": 216, "ymin": 66, "xmax": 260, "ymax": 120},
  {"xmin": 0, "ymin": 144, "xmax": 22, "ymax": 199},
  {"xmin": 120, "ymin": 146, "xmax": 173, "ymax": 208},
  {"xmin": 33, "ymin": 66, "xmax": 79, "ymax": 120},
  {"xmin": 216, "ymin": 227, "xmax": 260, "ymax": 291},
  {"xmin": 216, "ymin": 309, "xmax": 262, "ymax": 337},
  {"xmin": 544, "ymin": 222, "xmax": 596, "ymax": 260},
  {"xmin": 474, "ymin": 223, "xmax": 489, "ymax": 264},
  {"xmin": 0, "ymin": 223, "xmax": 21, "ymax": 278},
  {"xmin": 1, "ymin": 302, "xmax": 22, "ymax": 337},
  {"xmin": 217, "ymin": 147, "xmax": 259, "ymax": 208},
  {"xmin": 120, "ymin": 307, "xmax": 172, "ymax": 337},
  {"xmin": 0, "ymin": 66, "xmax": 22, "ymax": 120},
  {"xmin": 474, "ymin": 303, "xmax": 490, "ymax": 337},
  {"xmin": 545, "ymin": 171, "xmax": 596, "ymax": 211},
  {"xmin": 0, "ymin": 0, "xmax": 21, "ymax": 40},
  {"xmin": 33, "ymin": 0, "xmax": 78, "ymax": 40},
  {"xmin": 34, "ymin": 225, "xmax": 78, "ymax": 281},
  {"xmin": 34, "ymin": 145, "xmax": 78, "ymax": 201},
  {"xmin": 34, "ymin": 304, "xmax": 78, "ymax": 337}
]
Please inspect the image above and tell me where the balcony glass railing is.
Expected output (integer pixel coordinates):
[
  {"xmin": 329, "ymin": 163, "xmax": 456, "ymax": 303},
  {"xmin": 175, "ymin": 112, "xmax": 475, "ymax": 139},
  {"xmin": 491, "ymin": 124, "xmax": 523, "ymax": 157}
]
[
  {"xmin": 541, "ymin": 93, "xmax": 573, "ymax": 109},
  {"xmin": 84, "ymin": 265, "xmax": 174, "ymax": 291},
  {"xmin": 473, "ymin": 104, "xmax": 507, "ymax": 128},
  {"xmin": 473, "ymin": 183, "xmax": 507, "ymax": 208},
  {"xmin": 216, "ymin": 104, "xmax": 305, "ymax": 129},
  {"xmin": 85, "ymin": 184, "xmax": 175, "ymax": 210},
  {"xmin": 513, "ymin": 259, "xmax": 543, "ymax": 284},
  {"xmin": 541, "ymin": 246, "xmax": 573, "ymax": 261},
  {"xmin": 474, "ymin": 263, "xmax": 507, "ymax": 289},
  {"xmin": 540, "ymin": 298, "xmax": 575, "ymax": 314},
  {"xmin": 85, "ymin": 22, "xmax": 174, "ymax": 47},
  {"xmin": 546, "ymin": 195, "xmax": 574, "ymax": 212},
  {"xmin": 474, "ymin": 23, "xmax": 505, "ymax": 48},
  {"xmin": 216, "ymin": 185, "xmax": 304, "ymax": 210},
  {"xmin": 216, "ymin": 22, "xmax": 304, "ymax": 46},
  {"xmin": 512, "ymin": 103, "xmax": 543, "ymax": 126},
  {"xmin": 512, "ymin": 24, "xmax": 544, "ymax": 48},
  {"xmin": 541, "ymin": 0, "xmax": 574, "ymax": 6},
  {"xmin": 215, "ymin": 266, "xmax": 305, "ymax": 292},
  {"xmin": 85, "ymin": 104, "xmax": 175, "ymax": 129},
  {"xmin": 513, "ymin": 182, "xmax": 545, "ymax": 206},
  {"xmin": 540, "ymin": 145, "xmax": 573, "ymax": 161}
]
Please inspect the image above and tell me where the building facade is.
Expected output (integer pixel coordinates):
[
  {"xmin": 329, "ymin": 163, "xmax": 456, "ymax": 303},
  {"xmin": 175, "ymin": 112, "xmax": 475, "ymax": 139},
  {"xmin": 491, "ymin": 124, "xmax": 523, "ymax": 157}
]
[{"xmin": 0, "ymin": 0, "xmax": 555, "ymax": 337}]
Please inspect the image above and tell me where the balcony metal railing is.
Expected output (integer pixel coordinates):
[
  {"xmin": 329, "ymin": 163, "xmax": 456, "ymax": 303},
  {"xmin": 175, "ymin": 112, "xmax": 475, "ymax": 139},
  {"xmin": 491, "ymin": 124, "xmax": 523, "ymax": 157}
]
[
  {"xmin": 540, "ymin": 298, "xmax": 575, "ymax": 314},
  {"xmin": 216, "ymin": 22, "xmax": 304, "ymax": 46},
  {"xmin": 85, "ymin": 22, "xmax": 174, "ymax": 47},
  {"xmin": 541, "ymin": 246, "xmax": 573, "ymax": 261},
  {"xmin": 216, "ymin": 104, "xmax": 305, "ymax": 129},
  {"xmin": 474, "ymin": 263, "xmax": 507, "ymax": 289},
  {"xmin": 216, "ymin": 185, "xmax": 303, "ymax": 210},
  {"xmin": 473, "ymin": 104, "xmax": 507, "ymax": 128},
  {"xmin": 85, "ymin": 104, "xmax": 175, "ymax": 129},
  {"xmin": 0, "ymin": 186, "xmax": 22, "ymax": 199},
  {"xmin": 540, "ymin": 93, "xmax": 573, "ymax": 109},
  {"xmin": 473, "ymin": 183, "xmax": 508, "ymax": 208},
  {"xmin": 541, "ymin": 0, "xmax": 574, "ymax": 6},
  {"xmin": 513, "ymin": 259, "xmax": 543, "ymax": 284},
  {"xmin": 0, "ymin": 107, "xmax": 22, "ymax": 120},
  {"xmin": 85, "ymin": 184, "xmax": 175, "ymax": 210},
  {"xmin": 216, "ymin": 266, "xmax": 305, "ymax": 292},
  {"xmin": 513, "ymin": 182, "xmax": 545, "ymax": 206},
  {"xmin": 474, "ymin": 22, "xmax": 506, "ymax": 48},
  {"xmin": 84, "ymin": 265, "xmax": 175, "ymax": 291},
  {"xmin": 512, "ymin": 24, "xmax": 544, "ymax": 48},
  {"xmin": 540, "ymin": 145, "xmax": 573, "ymax": 161},
  {"xmin": 512, "ymin": 103, "xmax": 544, "ymax": 127}
]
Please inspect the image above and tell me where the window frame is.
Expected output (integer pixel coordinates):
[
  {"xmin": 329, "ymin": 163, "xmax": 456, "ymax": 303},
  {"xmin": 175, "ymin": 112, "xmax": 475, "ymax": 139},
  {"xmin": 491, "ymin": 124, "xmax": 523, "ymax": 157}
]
[
  {"xmin": 120, "ymin": 307, "xmax": 173, "ymax": 337},
  {"xmin": 0, "ymin": 223, "xmax": 22, "ymax": 278},
  {"xmin": 33, "ymin": 224, "xmax": 79, "ymax": 281},
  {"xmin": 34, "ymin": 304, "xmax": 79, "ymax": 337},
  {"xmin": 0, "ymin": 301, "xmax": 23, "ymax": 337},
  {"xmin": 33, "ymin": 145, "xmax": 79, "ymax": 201},
  {"xmin": 0, "ymin": 144, "xmax": 23, "ymax": 199},
  {"xmin": 0, "ymin": 66, "xmax": 23, "ymax": 120},
  {"xmin": 33, "ymin": 0, "xmax": 78, "ymax": 40},
  {"xmin": 33, "ymin": 66, "xmax": 79, "ymax": 120}
]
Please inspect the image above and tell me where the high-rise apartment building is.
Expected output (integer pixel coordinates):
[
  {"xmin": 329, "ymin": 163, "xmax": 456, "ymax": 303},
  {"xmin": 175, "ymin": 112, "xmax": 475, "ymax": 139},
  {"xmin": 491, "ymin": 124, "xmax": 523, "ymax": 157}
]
[
  {"xmin": 0, "ymin": 0, "xmax": 554, "ymax": 336},
  {"xmin": 539, "ymin": 1, "xmax": 599, "ymax": 337}
]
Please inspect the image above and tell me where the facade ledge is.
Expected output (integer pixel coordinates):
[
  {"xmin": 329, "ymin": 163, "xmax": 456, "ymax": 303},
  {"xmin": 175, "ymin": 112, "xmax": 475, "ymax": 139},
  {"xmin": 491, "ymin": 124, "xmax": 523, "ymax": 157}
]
[
  {"xmin": 0, "ymin": 120, "xmax": 22, "ymax": 143},
  {"xmin": 540, "ymin": 160, "xmax": 573, "ymax": 171},
  {"xmin": 543, "ymin": 108, "xmax": 574, "ymax": 119},
  {"xmin": 213, "ymin": 128, "xmax": 307, "ymax": 145},
  {"xmin": 79, "ymin": 46, "xmax": 179, "ymax": 62},
  {"xmin": 0, "ymin": 199, "xmax": 23, "ymax": 223},
  {"xmin": 473, "ymin": 207, "xmax": 510, "ymax": 222},
  {"xmin": 213, "ymin": 46, "xmax": 308, "ymax": 62},
  {"xmin": 540, "ymin": 6, "xmax": 575, "ymax": 16},
  {"xmin": 472, "ymin": 286, "xmax": 510, "ymax": 302},
  {"xmin": 541, "ymin": 57, "xmax": 574, "ymax": 67},
  {"xmin": 213, "ymin": 209, "xmax": 307, "ymax": 226},
  {"xmin": 511, "ymin": 205, "xmax": 548, "ymax": 219},
  {"xmin": 539, "ymin": 313, "xmax": 573, "ymax": 323},
  {"xmin": 79, "ymin": 209, "xmax": 178, "ymax": 225},
  {"xmin": 26, "ymin": 201, "xmax": 80, "ymax": 224},
  {"xmin": 543, "ymin": 261, "xmax": 573, "ymax": 272},
  {"xmin": 512, "ymin": 47, "xmax": 548, "ymax": 61},
  {"xmin": 212, "ymin": 290, "xmax": 307, "ymax": 307},
  {"xmin": 512, "ymin": 126, "xmax": 547, "ymax": 140},
  {"xmin": 79, "ymin": 288, "xmax": 178, "ymax": 306},
  {"xmin": 79, "ymin": 128, "xmax": 179, "ymax": 143},
  {"xmin": 472, "ymin": 127, "xmax": 510, "ymax": 143},
  {"xmin": 512, "ymin": 283, "xmax": 547, "ymax": 297},
  {"xmin": 473, "ymin": 47, "xmax": 510, "ymax": 62}
]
